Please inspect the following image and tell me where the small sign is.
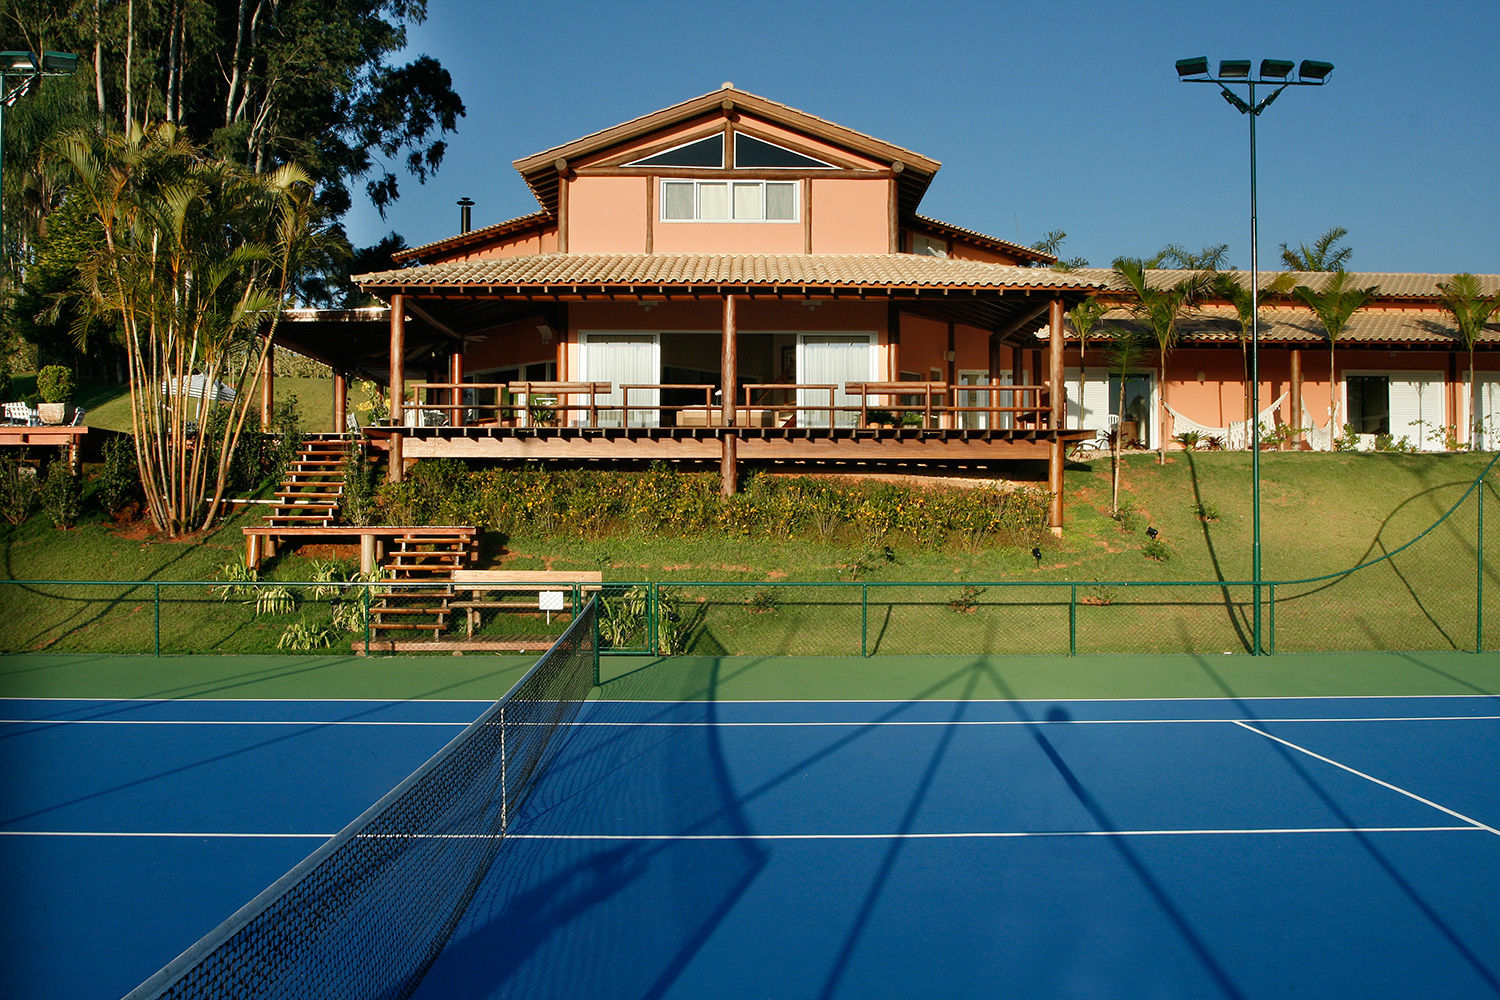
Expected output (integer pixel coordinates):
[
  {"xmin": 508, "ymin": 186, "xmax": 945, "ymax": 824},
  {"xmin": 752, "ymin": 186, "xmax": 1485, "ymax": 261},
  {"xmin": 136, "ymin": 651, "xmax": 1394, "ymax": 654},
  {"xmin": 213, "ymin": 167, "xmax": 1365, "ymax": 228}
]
[{"xmin": 538, "ymin": 591, "xmax": 565, "ymax": 611}]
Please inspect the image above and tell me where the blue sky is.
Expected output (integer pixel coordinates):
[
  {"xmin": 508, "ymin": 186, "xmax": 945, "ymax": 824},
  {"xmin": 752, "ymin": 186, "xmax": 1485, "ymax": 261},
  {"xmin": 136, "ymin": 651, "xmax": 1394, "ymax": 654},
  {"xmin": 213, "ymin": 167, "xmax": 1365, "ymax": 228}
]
[{"xmin": 344, "ymin": 0, "xmax": 1500, "ymax": 275}]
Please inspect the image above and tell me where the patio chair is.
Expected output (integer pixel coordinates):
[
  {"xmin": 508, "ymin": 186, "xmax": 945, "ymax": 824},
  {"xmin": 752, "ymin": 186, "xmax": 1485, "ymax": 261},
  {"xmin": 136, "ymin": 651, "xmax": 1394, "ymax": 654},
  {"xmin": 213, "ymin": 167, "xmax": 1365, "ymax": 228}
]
[
  {"xmin": 3, "ymin": 402, "xmax": 37, "ymax": 425},
  {"xmin": 69, "ymin": 407, "xmax": 87, "ymax": 426}
]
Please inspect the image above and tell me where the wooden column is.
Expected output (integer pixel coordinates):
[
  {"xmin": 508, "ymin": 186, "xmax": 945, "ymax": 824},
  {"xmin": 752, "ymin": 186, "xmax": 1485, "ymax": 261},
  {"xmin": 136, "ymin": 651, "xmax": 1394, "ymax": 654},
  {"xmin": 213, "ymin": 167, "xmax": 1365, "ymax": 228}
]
[
  {"xmin": 1289, "ymin": 349, "xmax": 1302, "ymax": 447},
  {"xmin": 388, "ymin": 294, "xmax": 405, "ymax": 483},
  {"xmin": 721, "ymin": 293, "xmax": 738, "ymax": 496},
  {"xmin": 332, "ymin": 371, "xmax": 347, "ymax": 434},
  {"xmin": 259, "ymin": 341, "xmax": 275, "ymax": 428},
  {"xmin": 449, "ymin": 351, "xmax": 465, "ymax": 427},
  {"xmin": 1012, "ymin": 347, "xmax": 1027, "ymax": 426},
  {"xmin": 1048, "ymin": 297, "xmax": 1066, "ymax": 533}
]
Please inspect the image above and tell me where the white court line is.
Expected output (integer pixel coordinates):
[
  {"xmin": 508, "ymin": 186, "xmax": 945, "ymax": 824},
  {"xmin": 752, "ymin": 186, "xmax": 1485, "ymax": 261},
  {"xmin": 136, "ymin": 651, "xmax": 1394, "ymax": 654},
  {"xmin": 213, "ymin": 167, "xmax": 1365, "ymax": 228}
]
[
  {"xmin": 1232, "ymin": 720, "xmax": 1500, "ymax": 837},
  {"xmin": 573, "ymin": 716, "xmax": 1500, "ymax": 727},
  {"xmin": 0, "ymin": 719, "xmax": 471, "ymax": 727},
  {"xmin": 0, "ymin": 697, "xmax": 493, "ymax": 704},
  {"xmin": 0, "ymin": 826, "xmax": 1479, "ymax": 841}
]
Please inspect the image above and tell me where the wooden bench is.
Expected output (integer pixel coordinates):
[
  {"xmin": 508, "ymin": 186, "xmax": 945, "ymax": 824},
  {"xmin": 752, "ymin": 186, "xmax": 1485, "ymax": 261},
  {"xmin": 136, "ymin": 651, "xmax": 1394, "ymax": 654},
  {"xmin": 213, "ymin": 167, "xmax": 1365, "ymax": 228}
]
[{"xmin": 449, "ymin": 569, "xmax": 604, "ymax": 636}]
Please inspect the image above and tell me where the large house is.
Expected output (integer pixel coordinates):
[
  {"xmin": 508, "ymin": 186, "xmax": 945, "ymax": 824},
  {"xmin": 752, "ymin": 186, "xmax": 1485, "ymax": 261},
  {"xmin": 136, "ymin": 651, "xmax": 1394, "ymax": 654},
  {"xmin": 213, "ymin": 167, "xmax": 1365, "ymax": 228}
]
[{"xmin": 275, "ymin": 85, "xmax": 1498, "ymax": 535}]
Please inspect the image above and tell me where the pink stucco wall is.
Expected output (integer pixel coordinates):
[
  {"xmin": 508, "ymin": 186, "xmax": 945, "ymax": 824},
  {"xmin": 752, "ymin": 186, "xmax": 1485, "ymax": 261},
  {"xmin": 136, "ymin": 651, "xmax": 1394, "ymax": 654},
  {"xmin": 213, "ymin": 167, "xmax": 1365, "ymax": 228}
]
[
  {"xmin": 434, "ymin": 228, "xmax": 557, "ymax": 263},
  {"xmin": 652, "ymin": 219, "xmax": 807, "ymax": 254},
  {"xmin": 809, "ymin": 178, "xmax": 890, "ymax": 253},
  {"xmin": 567, "ymin": 176, "xmax": 649, "ymax": 253}
]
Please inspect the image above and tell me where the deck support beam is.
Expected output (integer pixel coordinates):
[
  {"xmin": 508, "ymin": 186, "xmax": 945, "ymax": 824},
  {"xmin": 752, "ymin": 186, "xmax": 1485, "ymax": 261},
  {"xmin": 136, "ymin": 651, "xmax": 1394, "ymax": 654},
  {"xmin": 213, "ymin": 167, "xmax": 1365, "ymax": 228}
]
[
  {"xmin": 449, "ymin": 350, "xmax": 465, "ymax": 427},
  {"xmin": 720, "ymin": 293, "xmax": 738, "ymax": 494},
  {"xmin": 388, "ymin": 294, "xmax": 406, "ymax": 483},
  {"xmin": 1048, "ymin": 297, "xmax": 1065, "ymax": 533},
  {"xmin": 333, "ymin": 371, "xmax": 347, "ymax": 434},
  {"xmin": 1289, "ymin": 348, "xmax": 1302, "ymax": 447}
]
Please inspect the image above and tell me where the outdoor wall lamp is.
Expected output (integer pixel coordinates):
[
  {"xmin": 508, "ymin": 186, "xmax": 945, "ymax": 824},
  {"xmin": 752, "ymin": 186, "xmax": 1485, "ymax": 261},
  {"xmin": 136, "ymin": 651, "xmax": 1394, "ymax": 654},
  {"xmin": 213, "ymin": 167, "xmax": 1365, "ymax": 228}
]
[{"xmin": 1175, "ymin": 54, "xmax": 1332, "ymax": 655}]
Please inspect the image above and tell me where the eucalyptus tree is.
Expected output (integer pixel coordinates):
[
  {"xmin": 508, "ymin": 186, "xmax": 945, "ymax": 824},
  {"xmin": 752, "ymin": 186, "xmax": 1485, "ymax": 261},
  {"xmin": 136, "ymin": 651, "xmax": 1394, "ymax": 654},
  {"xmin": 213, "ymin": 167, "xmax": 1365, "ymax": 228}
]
[
  {"xmin": 1436, "ymin": 273, "xmax": 1499, "ymax": 447},
  {"xmin": 54, "ymin": 121, "xmax": 323, "ymax": 535},
  {"xmin": 1112, "ymin": 256, "xmax": 1215, "ymax": 463},
  {"xmin": 1279, "ymin": 226, "xmax": 1352, "ymax": 272},
  {"xmin": 1293, "ymin": 270, "xmax": 1379, "ymax": 434}
]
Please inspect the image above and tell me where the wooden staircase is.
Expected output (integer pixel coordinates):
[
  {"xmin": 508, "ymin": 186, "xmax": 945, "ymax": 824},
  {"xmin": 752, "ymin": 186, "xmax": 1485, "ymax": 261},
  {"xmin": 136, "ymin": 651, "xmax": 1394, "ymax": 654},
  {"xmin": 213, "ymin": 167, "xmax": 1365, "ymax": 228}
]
[
  {"xmin": 264, "ymin": 436, "xmax": 348, "ymax": 529},
  {"xmin": 368, "ymin": 531, "xmax": 480, "ymax": 641}
]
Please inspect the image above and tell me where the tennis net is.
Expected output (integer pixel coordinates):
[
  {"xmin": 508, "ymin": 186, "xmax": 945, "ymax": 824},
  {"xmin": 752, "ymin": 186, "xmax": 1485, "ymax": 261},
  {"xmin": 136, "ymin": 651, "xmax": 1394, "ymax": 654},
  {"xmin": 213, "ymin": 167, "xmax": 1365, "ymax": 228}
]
[{"xmin": 124, "ymin": 597, "xmax": 599, "ymax": 1000}]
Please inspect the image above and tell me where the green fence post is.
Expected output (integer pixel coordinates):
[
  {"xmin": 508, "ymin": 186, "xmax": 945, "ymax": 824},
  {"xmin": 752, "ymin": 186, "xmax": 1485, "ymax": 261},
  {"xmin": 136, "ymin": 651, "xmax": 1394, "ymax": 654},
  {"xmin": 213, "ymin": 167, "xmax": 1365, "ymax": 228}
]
[
  {"xmin": 1478, "ymin": 474, "xmax": 1485, "ymax": 653},
  {"xmin": 647, "ymin": 583, "xmax": 658, "ymax": 655},
  {"xmin": 363, "ymin": 584, "xmax": 371, "ymax": 656},
  {"xmin": 1267, "ymin": 583, "xmax": 1276, "ymax": 655},
  {"xmin": 1069, "ymin": 583, "xmax": 1077, "ymax": 656},
  {"xmin": 153, "ymin": 583, "xmax": 161, "ymax": 656},
  {"xmin": 592, "ymin": 593, "xmax": 601, "ymax": 687},
  {"xmin": 861, "ymin": 584, "xmax": 869, "ymax": 657}
]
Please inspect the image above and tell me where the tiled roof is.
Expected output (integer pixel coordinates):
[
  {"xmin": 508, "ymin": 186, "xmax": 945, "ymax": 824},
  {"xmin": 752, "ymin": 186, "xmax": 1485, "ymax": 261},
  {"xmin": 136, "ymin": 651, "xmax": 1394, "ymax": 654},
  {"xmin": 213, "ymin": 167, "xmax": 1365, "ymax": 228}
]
[
  {"xmin": 1073, "ymin": 268, "xmax": 1500, "ymax": 300},
  {"xmin": 391, "ymin": 211, "xmax": 552, "ymax": 263},
  {"xmin": 1083, "ymin": 303, "xmax": 1500, "ymax": 346},
  {"xmin": 354, "ymin": 253, "xmax": 1108, "ymax": 292},
  {"xmin": 908, "ymin": 215, "xmax": 1054, "ymax": 264}
]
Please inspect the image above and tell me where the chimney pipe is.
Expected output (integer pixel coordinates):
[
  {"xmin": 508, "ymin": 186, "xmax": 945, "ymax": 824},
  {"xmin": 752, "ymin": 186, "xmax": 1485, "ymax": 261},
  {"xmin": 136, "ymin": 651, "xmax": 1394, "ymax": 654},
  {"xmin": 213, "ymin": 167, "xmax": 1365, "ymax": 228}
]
[{"xmin": 457, "ymin": 197, "xmax": 474, "ymax": 234}]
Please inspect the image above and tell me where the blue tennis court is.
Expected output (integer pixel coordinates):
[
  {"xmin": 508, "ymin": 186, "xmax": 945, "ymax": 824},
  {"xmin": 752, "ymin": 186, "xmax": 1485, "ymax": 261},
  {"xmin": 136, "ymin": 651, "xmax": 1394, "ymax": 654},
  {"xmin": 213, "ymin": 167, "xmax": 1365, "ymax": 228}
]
[
  {"xmin": 5, "ymin": 679, "xmax": 1500, "ymax": 998},
  {"xmin": 0, "ymin": 696, "xmax": 488, "ymax": 1000},
  {"xmin": 413, "ymin": 694, "xmax": 1500, "ymax": 1000}
]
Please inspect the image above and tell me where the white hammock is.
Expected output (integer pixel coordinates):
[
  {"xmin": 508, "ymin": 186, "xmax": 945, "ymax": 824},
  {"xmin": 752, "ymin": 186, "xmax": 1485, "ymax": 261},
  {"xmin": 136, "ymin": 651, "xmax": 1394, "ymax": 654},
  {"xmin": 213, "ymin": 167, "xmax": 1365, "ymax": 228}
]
[
  {"xmin": 1164, "ymin": 391, "xmax": 1288, "ymax": 450},
  {"xmin": 1301, "ymin": 399, "xmax": 1335, "ymax": 451}
]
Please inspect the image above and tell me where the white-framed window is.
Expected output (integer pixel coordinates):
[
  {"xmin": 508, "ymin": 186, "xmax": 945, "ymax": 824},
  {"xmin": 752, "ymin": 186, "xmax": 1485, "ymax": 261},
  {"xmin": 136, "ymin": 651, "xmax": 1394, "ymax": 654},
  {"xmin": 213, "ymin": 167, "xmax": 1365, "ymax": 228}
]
[
  {"xmin": 660, "ymin": 179, "xmax": 798, "ymax": 222},
  {"xmin": 911, "ymin": 233, "xmax": 948, "ymax": 257}
]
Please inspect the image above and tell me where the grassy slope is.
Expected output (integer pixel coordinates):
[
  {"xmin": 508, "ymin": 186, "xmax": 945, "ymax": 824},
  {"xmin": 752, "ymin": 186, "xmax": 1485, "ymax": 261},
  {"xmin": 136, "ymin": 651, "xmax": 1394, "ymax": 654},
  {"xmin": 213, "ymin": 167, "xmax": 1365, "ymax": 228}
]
[
  {"xmin": 0, "ymin": 451, "xmax": 1495, "ymax": 657},
  {"xmin": 78, "ymin": 377, "xmax": 335, "ymax": 434}
]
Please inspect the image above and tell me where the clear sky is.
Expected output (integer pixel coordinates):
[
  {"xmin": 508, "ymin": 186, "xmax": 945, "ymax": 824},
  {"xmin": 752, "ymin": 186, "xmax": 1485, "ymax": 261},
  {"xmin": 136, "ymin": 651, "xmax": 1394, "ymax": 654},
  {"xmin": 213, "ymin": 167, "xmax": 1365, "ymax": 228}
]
[{"xmin": 343, "ymin": 0, "xmax": 1500, "ymax": 276}]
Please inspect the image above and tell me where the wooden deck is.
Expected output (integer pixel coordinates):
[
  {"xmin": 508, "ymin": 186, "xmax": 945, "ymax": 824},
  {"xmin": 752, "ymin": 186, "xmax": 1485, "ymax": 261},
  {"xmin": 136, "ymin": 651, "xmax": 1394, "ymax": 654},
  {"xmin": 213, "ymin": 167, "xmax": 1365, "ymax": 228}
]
[{"xmin": 364, "ymin": 424, "xmax": 1090, "ymax": 464}]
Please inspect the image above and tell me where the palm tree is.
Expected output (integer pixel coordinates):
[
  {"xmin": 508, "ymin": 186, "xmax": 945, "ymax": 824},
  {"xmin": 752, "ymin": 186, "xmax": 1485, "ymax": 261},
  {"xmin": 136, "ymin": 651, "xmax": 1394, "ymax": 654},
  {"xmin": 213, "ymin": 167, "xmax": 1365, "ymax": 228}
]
[
  {"xmin": 1280, "ymin": 226, "xmax": 1353, "ymax": 272},
  {"xmin": 54, "ymin": 122, "xmax": 321, "ymax": 536},
  {"xmin": 1213, "ymin": 271, "xmax": 1297, "ymax": 428},
  {"xmin": 1436, "ymin": 273, "xmax": 1499, "ymax": 447},
  {"xmin": 1112, "ymin": 256, "xmax": 1214, "ymax": 463},
  {"xmin": 1106, "ymin": 324, "xmax": 1149, "ymax": 515},
  {"xmin": 1293, "ymin": 271, "xmax": 1379, "ymax": 436},
  {"xmin": 1069, "ymin": 296, "xmax": 1107, "ymax": 425}
]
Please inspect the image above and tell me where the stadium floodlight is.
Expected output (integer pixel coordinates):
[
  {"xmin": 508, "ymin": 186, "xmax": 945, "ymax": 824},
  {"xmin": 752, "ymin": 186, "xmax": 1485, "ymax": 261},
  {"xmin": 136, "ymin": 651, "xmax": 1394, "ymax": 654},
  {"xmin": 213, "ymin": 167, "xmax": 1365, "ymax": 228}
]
[
  {"xmin": 1298, "ymin": 60, "xmax": 1334, "ymax": 82},
  {"xmin": 1175, "ymin": 55, "xmax": 1333, "ymax": 655},
  {"xmin": 1, "ymin": 49, "xmax": 78, "ymax": 271},
  {"xmin": 1175, "ymin": 57, "xmax": 1209, "ymax": 79}
]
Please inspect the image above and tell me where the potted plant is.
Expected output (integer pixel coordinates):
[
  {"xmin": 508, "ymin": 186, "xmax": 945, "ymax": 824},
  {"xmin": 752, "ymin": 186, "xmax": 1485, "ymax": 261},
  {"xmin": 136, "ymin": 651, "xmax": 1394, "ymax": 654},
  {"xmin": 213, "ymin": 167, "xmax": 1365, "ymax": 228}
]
[{"xmin": 36, "ymin": 366, "xmax": 75, "ymax": 424}]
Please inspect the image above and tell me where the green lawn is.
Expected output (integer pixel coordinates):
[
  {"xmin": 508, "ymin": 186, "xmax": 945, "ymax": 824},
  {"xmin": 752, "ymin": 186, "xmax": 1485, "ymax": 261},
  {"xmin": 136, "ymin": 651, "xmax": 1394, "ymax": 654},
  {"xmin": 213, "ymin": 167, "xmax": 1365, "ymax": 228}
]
[
  {"xmin": 0, "ymin": 450, "xmax": 1495, "ymax": 657},
  {"xmin": 77, "ymin": 376, "xmax": 338, "ymax": 434}
]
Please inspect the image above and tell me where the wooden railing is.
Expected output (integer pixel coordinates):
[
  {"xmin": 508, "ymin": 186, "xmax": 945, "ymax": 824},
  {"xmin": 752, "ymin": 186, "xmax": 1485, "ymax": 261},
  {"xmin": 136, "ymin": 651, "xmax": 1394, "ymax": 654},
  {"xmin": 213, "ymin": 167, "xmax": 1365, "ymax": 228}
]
[{"xmin": 395, "ymin": 379, "xmax": 1053, "ymax": 430}]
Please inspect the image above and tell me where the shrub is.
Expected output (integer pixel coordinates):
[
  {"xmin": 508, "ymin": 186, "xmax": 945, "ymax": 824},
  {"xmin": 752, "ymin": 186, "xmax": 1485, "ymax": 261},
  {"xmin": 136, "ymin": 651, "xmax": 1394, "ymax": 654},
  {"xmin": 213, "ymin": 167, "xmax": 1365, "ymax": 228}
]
[
  {"xmin": 97, "ymin": 435, "xmax": 141, "ymax": 515},
  {"xmin": 0, "ymin": 454, "xmax": 38, "ymax": 525},
  {"xmin": 1174, "ymin": 430, "xmax": 1202, "ymax": 450},
  {"xmin": 339, "ymin": 443, "xmax": 377, "ymax": 526},
  {"xmin": 254, "ymin": 586, "xmax": 298, "ymax": 616},
  {"xmin": 0, "ymin": 359, "xmax": 11, "ymax": 401},
  {"xmin": 1191, "ymin": 500, "xmax": 1219, "ymax": 521},
  {"xmin": 1334, "ymin": 423, "xmax": 1361, "ymax": 452},
  {"xmin": 41, "ymin": 459, "xmax": 83, "ymax": 528},
  {"xmin": 36, "ymin": 365, "xmax": 75, "ymax": 404},
  {"xmin": 1142, "ymin": 538, "xmax": 1171, "ymax": 561},
  {"xmin": 213, "ymin": 561, "xmax": 259, "ymax": 600},
  {"xmin": 277, "ymin": 619, "xmax": 337, "ymax": 650}
]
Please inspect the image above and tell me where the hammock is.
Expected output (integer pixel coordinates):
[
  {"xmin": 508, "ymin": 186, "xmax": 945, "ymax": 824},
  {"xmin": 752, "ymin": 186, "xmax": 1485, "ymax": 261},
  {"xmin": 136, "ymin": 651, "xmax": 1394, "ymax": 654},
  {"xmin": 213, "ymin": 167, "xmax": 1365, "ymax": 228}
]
[
  {"xmin": 1164, "ymin": 391, "xmax": 1288, "ymax": 450},
  {"xmin": 1301, "ymin": 399, "xmax": 1335, "ymax": 451}
]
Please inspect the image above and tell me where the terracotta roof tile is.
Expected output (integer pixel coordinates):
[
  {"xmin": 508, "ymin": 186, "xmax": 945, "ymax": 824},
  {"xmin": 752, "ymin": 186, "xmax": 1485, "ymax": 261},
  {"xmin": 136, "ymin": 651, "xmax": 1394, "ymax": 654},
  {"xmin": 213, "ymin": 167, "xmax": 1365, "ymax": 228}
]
[
  {"xmin": 354, "ymin": 252, "xmax": 1109, "ymax": 292},
  {"xmin": 1073, "ymin": 268, "xmax": 1500, "ymax": 300},
  {"xmin": 1080, "ymin": 303, "xmax": 1500, "ymax": 346}
]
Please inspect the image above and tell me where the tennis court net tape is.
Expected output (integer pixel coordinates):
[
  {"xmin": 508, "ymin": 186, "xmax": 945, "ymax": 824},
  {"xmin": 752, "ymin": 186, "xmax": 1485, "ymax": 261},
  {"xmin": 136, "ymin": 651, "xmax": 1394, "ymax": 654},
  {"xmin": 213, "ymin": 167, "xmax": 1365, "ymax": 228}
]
[{"xmin": 123, "ymin": 597, "xmax": 599, "ymax": 1000}]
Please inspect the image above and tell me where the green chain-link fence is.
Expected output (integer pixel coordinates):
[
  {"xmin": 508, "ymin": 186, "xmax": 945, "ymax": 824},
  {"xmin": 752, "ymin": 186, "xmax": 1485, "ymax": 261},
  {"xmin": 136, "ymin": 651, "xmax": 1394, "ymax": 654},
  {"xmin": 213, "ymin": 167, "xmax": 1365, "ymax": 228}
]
[{"xmin": 4, "ymin": 460, "xmax": 1496, "ymax": 658}]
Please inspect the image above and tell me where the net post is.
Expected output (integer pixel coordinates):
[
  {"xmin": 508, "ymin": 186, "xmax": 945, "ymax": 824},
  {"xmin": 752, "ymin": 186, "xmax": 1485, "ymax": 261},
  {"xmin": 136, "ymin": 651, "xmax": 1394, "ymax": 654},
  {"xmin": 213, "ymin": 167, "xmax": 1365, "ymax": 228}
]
[
  {"xmin": 648, "ymin": 583, "xmax": 658, "ymax": 655},
  {"xmin": 154, "ymin": 583, "xmax": 161, "ymax": 657},
  {"xmin": 1068, "ymin": 583, "xmax": 1077, "ymax": 656},
  {"xmin": 861, "ymin": 584, "xmax": 868, "ymax": 657}
]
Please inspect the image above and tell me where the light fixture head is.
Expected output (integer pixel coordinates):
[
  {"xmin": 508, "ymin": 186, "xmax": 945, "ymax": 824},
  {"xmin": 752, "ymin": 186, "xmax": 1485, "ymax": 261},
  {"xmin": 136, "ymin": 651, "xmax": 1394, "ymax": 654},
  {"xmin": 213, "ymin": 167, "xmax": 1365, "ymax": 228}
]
[
  {"xmin": 1146, "ymin": 526, "xmax": 1159, "ymax": 539},
  {"xmin": 0, "ymin": 51, "xmax": 37, "ymax": 73},
  {"xmin": 40, "ymin": 51, "xmax": 78, "ymax": 74},
  {"xmin": 1220, "ymin": 89, "xmax": 1251, "ymax": 114},
  {"xmin": 1259, "ymin": 58, "xmax": 1294, "ymax": 80},
  {"xmin": 1219, "ymin": 59, "xmax": 1251, "ymax": 79},
  {"xmin": 1175, "ymin": 56, "xmax": 1209, "ymax": 79},
  {"xmin": 1298, "ymin": 59, "xmax": 1334, "ymax": 82}
]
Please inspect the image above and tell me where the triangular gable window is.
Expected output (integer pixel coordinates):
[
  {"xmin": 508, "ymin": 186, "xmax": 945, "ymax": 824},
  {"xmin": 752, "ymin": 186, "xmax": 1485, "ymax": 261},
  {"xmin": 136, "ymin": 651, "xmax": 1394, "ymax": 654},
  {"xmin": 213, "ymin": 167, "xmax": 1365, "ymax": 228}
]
[
  {"xmin": 734, "ymin": 134, "xmax": 835, "ymax": 169},
  {"xmin": 627, "ymin": 135, "xmax": 724, "ymax": 168}
]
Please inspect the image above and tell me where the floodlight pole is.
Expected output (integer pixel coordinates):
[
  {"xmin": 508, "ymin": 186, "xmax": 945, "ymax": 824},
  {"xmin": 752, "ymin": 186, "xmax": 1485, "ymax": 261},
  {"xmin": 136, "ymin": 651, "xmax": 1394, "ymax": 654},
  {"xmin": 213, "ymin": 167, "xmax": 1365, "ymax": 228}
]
[{"xmin": 1176, "ymin": 58, "xmax": 1332, "ymax": 655}]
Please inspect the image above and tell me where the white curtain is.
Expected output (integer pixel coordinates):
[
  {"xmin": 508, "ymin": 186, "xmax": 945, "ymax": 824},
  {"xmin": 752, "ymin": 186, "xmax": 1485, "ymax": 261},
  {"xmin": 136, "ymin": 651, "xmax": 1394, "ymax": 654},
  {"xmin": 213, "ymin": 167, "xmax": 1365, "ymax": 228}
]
[
  {"xmin": 1471, "ymin": 376, "xmax": 1500, "ymax": 449},
  {"xmin": 1064, "ymin": 367, "xmax": 1111, "ymax": 432},
  {"xmin": 1388, "ymin": 372, "xmax": 1442, "ymax": 452},
  {"xmin": 799, "ymin": 335, "xmax": 872, "ymax": 428},
  {"xmin": 583, "ymin": 334, "xmax": 658, "ymax": 427}
]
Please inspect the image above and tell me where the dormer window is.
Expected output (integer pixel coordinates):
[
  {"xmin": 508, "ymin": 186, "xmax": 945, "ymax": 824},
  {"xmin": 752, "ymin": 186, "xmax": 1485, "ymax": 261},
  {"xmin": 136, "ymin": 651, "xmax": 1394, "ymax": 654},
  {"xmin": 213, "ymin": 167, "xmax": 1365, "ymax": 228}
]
[
  {"xmin": 661, "ymin": 180, "xmax": 798, "ymax": 222},
  {"xmin": 911, "ymin": 233, "xmax": 948, "ymax": 257}
]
